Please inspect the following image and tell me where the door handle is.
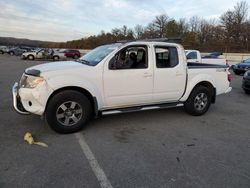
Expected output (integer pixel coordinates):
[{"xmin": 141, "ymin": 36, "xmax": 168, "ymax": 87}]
[{"xmin": 143, "ymin": 73, "xmax": 152, "ymax": 78}]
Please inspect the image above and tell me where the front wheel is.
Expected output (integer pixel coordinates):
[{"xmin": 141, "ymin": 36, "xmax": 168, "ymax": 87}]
[
  {"xmin": 184, "ymin": 86, "xmax": 212, "ymax": 116},
  {"xmin": 45, "ymin": 90, "xmax": 92, "ymax": 133}
]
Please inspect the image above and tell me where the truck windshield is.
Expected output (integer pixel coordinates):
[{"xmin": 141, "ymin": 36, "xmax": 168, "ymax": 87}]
[{"xmin": 79, "ymin": 44, "xmax": 121, "ymax": 66}]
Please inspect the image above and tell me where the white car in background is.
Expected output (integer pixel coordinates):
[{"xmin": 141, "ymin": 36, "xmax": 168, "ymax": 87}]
[
  {"xmin": 185, "ymin": 50, "xmax": 227, "ymax": 66},
  {"xmin": 0, "ymin": 46, "xmax": 10, "ymax": 54},
  {"xmin": 21, "ymin": 48, "xmax": 66, "ymax": 61}
]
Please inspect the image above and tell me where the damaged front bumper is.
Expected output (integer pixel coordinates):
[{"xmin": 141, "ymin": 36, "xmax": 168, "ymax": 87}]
[{"xmin": 12, "ymin": 82, "xmax": 30, "ymax": 114}]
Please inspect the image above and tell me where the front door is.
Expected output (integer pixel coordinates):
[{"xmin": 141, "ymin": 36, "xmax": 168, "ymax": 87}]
[{"xmin": 103, "ymin": 45, "xmax": 153, "ymax": 108}]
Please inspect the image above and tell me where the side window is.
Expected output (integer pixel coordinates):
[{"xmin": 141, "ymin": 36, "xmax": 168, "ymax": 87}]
[
  {"xmin": 186, "ymin": 52, "xmax": 197, "ymax": 60},
  {"xmin": 155, "ymin": 46, "xmax": 178, "ymax": 68},
  {"xmin": 109, "ymin": 46, "xmax": 148, "ymax": 69}
]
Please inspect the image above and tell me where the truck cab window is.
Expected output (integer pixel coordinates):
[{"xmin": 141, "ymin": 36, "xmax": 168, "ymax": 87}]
[
  {"xmin": 110, "ymin": 46, "xmax": 148, "ymax": 69},
  {"xmin": 186, "ymin": 52, "xmax": 197, "ymax": 59},
  {"xmin": 155, "ymin": 47, "xmax": 178, "ymax": 68}
]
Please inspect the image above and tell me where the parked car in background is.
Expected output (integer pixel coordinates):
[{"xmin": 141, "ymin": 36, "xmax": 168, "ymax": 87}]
[
  {"xmin": 21, "ymin": 48, "xmax": 66, "ymax": 61},
  {"xmin": 0, "ymin": 46, "xmax": 10, "ymax": 54},
  {"xmin": 233, "ymin": 58, "xmax": 250, "ymax": 75},
  {"xmin": 203, "ymin": 52, "xmax": 224, "ymax": 58},
  {"xmin": 62, "ymin": 49, "xmax": 81, "ymax": 59},
  {"xmin": 8, "ymin": 47, "xmax": 33, "ymax": 56},
  {"xmin": 242, "ymin": 70, "xmax": 250, "ymax": 94},
  {"xmin": 185, "ymin": 50, "xmax": 228, "ymax": 66}
]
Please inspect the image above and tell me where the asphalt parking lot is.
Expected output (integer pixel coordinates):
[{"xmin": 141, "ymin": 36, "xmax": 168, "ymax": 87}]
[{"xmin": 0, "ymin": 54, "xmax": 250, "ymax": 188}]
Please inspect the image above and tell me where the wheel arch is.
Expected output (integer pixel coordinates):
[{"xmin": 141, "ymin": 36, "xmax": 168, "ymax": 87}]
[
  {"xmin": 45, "ymin": 86, "xmax": 98, "ymax": 118},
  {"xmin": 180, "ymin": 77, "xmax": 216, "ymax": 103},
  {"xmin": 194, "ymin": 81, "xmax": 216, "ymax": 103}
]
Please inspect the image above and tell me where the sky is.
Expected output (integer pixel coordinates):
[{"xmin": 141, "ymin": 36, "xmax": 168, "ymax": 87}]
[{"xmin": 0, "ymin": 0, "xmax": 243, "ymax": 42}]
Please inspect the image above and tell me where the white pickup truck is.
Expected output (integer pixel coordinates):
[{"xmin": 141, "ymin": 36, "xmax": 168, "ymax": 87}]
[
  {"xmin": 185, "ymin": 50, "xmax": 227, "ymax": 66},
  {"xmin": 12, "ymin": 40, "xmax": 232, "ymax": 133}
]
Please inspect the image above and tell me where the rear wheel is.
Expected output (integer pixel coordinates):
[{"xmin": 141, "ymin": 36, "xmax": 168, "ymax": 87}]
[
  {"xmin": 245, "ymin": 90, "xmax": 250, "ymax": 95},
  {"xmin": 53, "ymin": 56, "xmax": 59, "ymax": 61},
  {"xmin": 9, "ymin": 51, "xmax": 14, "ymax": 56},
  {"xmin": 73, "ymin": 55, "xmax": 79, "ymax": 59},
  {"xmin": 0, "ymin": 50, "xmax": 4, "ymax": 54},
  {"xmin": 184, "ymin": 86, "xmax": 212, "ymax": 116},
  {"xmin": 45, "ymin": 90, "xmax": 92, "ymax": 133}
]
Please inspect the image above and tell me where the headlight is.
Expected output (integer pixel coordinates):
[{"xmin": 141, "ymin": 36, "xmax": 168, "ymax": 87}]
[
  {"xmin": 244, "ymin": 71, "xmax": 250, "ymax": 78},
  {"xmin": 20, "ymin": 74, "xmax": 44, "ymax": 88}
]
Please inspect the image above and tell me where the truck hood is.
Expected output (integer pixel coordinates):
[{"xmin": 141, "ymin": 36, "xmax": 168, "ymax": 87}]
[{"xmin": 26, "ymin": 61, "xmax": 88, "ymax": 74}]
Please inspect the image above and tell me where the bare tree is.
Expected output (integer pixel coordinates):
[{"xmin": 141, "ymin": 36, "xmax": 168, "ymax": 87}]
[
  {"xmin": 134, "ymin": 24, "xmax": 144, "ymax": 39},
  {"xmin": 152, "ymin": 14, "xmax": 169, "ymax": 37}
]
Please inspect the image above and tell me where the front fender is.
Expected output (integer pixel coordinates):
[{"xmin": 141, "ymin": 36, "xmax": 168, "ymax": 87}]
[
  {"xmin": 180, "ymin": 74, "xmax": 216, "ymax": 102},
  {"xmin": 45, "ymin": 75, "xmax": 104, "ymax": 109}
]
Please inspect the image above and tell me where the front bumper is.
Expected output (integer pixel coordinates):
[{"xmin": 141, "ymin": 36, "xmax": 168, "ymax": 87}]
[{"xmin": 12, "ymin": 82, "xmax": 30, "ymax": 114}]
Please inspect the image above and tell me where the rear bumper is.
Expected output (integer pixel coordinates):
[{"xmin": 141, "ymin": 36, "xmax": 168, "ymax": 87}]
[
  {"xmin": 12, "ymin": 82, "xmax": 30, "ymax": 114},
  {"xmin": 21, "ymin": 55, "xmax": 27, "ymax": 59}
]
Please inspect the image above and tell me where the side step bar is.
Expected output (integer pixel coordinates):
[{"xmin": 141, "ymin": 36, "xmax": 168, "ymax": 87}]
[{"xmin": 101, "ymin": 102, "xmax": 184, "ymax": 116}]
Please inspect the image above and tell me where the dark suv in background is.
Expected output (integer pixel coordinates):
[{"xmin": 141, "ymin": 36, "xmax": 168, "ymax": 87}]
[
  {"xmin": 8, "ymin": 47, "xmax": 34, "ymax": 56},
  {"xmin": 62, "ymin": 49, "xmax": 81, "ymax": 59}
]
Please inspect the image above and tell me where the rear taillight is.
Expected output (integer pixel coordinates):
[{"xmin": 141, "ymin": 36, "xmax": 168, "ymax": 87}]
[{"xmin": 228, "ymin": 72, "xmax": 232, "ymax": 82}]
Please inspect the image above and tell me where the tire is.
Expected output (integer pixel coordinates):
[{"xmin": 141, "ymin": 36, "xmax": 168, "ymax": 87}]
[
  {"xmin": 245, "ymin": 90, "xmax": 250, "ymax": 95},
  {"xmin": 53, "ymin": 56, "xmax": 59, "ymax": 61},
  {"xmin": 73, "ymin": 55, "xmax": 79, "ymax": 59},
  {"xmin": 9, "ymin": 51, "xmax": 14, "ymax": 56},
  {"xmin": 0, "ymin": 50, "xmax": 4, "ymax": 54},
  {"xmin": 28, "ymin": 55, "xmax": 34, "ymax": 60},
  {"xmin": 184, "ymin": 86, "xmax": 212, "ymax": 116},
  {"xmin": 45, "ymin": 90, "xmax": 92, "ymax": 133},
  {"xmin": 234, "ymin": 71, "xmax": 240, "ymax": 75}
]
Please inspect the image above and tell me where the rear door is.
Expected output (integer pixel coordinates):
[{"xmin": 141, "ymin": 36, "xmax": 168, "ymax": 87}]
[{"xmin": 153, "ymin": 45, "xmax": 187, "ymax": 102}]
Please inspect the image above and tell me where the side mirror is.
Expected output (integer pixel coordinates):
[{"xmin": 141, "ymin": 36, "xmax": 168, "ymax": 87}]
[{"xmin": 109, "ymin": 55, "xmax": 118, "ymax": 70}]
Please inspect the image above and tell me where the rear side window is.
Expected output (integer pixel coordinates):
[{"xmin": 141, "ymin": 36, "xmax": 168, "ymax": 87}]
[
  {"xmin": 155, "ymin": 46, "xmax": 179, "ymax": 68},
  {"xmin": 186, "ymin": 52, "xmax": 197, "ymax": 59}
]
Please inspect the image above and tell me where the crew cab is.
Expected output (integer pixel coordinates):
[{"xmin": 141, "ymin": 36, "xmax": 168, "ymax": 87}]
[
  {"xmin": 21, "ymin": 48, "xmax": 66, "ymax": 61},
  {"xmin": 185, "ymin": 50, "xmax": 227, "ymax": 66},
  {"xmin": 12, "ymin": 40, "xmax": 232, "ymax": 133}
]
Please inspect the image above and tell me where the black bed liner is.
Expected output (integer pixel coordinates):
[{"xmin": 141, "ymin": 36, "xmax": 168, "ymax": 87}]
[{"xmin": 188, "ymin": 62, "xmax": 228, "ymax": 69}]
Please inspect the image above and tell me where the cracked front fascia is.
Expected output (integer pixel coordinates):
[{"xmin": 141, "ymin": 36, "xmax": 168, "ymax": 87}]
[
  {"xmin": 19, "ymin": 80, "xmax": 54, "ymax": 110},
  {"xmin": 32, "ymin": 80, "xmax": 54, "ymax": 105}
]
